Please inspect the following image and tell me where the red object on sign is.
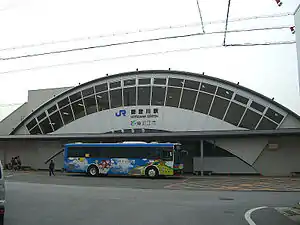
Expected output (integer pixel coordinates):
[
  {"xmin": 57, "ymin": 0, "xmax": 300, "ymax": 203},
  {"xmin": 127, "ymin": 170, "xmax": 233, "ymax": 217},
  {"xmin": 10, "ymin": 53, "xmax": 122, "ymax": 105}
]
[
  {"xmin": 275, "ymin": 0, "xmax": 282, "ymax": 6},
  {"xmin": 290, "ymin": 26, "xmax": 295, "ymax": 34}
]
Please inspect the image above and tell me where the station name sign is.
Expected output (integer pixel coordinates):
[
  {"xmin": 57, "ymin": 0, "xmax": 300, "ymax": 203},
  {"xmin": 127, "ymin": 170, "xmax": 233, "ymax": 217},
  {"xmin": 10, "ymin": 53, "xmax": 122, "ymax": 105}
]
[{"xmin": 114, "ymin": 108, "xmax": 159, "ymax": 127}]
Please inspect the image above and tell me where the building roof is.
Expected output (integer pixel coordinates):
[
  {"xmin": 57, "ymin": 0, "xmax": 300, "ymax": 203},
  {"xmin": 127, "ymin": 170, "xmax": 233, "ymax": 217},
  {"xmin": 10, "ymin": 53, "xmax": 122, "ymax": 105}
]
[{"xmin": 10, "ymin": 70, "xmax": 300, "ymax": 135}]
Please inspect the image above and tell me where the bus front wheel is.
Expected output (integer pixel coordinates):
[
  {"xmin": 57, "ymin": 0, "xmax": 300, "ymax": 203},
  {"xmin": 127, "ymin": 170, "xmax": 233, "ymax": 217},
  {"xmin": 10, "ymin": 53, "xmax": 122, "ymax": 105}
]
[
  {"xmin": 87, "ymin": 165, "xmax": 99, "ymax": 177},
  {"xmin": 145, "ymin": 166, "xmax": 158, "ymax": 178}
]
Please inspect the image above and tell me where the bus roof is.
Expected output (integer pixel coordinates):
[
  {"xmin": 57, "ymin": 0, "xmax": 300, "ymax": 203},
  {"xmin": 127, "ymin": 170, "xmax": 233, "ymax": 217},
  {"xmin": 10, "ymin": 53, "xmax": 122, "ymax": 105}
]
[{"xmin": 64, "ymin": 143, "xmax": 177, "ymax": 147}]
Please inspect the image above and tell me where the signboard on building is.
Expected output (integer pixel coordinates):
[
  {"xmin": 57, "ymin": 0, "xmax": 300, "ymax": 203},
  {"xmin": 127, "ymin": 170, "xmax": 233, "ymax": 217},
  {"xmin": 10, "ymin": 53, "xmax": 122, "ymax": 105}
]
[{"xmin": 114, "ymin": 108, "xmax": 160, "ymax": 130}]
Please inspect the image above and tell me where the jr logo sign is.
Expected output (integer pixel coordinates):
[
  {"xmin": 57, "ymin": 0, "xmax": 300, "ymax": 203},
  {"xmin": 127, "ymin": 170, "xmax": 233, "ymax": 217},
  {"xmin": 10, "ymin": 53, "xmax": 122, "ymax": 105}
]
[{"xmin": 115, "ymin": 109, "xmax": 127, "ymax": 117}]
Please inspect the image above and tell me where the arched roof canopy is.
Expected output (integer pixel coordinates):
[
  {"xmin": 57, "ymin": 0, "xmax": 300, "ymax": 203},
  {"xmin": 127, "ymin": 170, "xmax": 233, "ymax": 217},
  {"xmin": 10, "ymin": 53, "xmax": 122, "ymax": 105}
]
[{"xmin": 12, "ymin": 70, "xmax": 300, "ymax": 135}]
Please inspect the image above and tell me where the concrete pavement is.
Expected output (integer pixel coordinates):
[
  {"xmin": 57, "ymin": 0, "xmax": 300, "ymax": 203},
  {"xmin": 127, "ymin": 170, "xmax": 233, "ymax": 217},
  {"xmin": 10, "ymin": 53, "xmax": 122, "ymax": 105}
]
[{"xmin": 167, "ymin": 176, "xmax": 300, "ymax": 192}]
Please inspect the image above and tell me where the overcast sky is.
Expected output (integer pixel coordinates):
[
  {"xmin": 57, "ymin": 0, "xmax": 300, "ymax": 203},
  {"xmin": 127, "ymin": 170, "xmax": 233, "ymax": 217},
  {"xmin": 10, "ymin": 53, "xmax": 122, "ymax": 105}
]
[{"xmin": 0, "ymin": 0, "xmax": 299, "ymax": 121}]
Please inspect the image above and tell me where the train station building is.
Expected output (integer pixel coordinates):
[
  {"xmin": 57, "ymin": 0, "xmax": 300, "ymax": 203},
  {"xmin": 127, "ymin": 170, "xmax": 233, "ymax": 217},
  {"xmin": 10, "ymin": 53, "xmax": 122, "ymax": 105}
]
[{"xmin": 1, "ymin": 68, "xmax": 300, "ymax": 176}]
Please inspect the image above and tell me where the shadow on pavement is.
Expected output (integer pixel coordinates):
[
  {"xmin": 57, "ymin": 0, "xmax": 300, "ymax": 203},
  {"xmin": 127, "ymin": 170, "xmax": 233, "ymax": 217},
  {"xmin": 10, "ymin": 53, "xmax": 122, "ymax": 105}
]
[{"xmin": 66, "ymin": 173, "xmax": 184, "ymax": 180}]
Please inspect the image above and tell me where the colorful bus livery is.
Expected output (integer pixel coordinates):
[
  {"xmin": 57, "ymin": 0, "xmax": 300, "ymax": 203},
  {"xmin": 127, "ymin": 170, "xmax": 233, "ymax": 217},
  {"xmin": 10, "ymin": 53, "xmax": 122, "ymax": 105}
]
[{"xmin": 64, "ymin": 142, "xmax": 186, "ymax": 177}]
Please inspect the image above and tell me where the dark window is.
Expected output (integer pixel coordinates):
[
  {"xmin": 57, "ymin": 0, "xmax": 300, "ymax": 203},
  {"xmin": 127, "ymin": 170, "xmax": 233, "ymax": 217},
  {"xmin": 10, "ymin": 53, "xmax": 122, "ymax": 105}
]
[
  {"xmin": 265, "ymin": 108, "xmax": 283, "ymax": 123},
  {"xmin": 138, "ymin": 109, "xmax": 143, "ymax": 114},
  {"xmin": 71, "ymin": 99, "xmax": 86, "ymax": 119},
  {"xmin": 131, "ymin": 109, "xmax": 136, "ymax": 115},
  {"xmin": 216, "ymin": 87, "xmax": 233, "ymax": 99},
  {"xmin": 161, "ymin": 150, "xmax": 173, "ymax": 161},
  {"xmin": 26, "ymin": 118, "xmax": 37, "ymax": 131},
  {"xmin": 180, "ymin": 89, "xmax": 197, "ymax": 110},
  {"xmin": 209, "ymin": 97, "xmax": 230, "ymax": 120},
  {"xmin": 234, "ymin": 94, "xmax": 249, "ymax": 105},
  {"xmin": 184, "ymin": 80, "xmax": 200, "ymax": 90},
  {"xmin": 49, "ymin": 112, "xmax": 64, "ymax": 131},
  {"xmin": 138, "ymin": 78, "xmax": 151, "ymax": 85},
  {"xmin": 47, "ymin": 105, "xmax": 57, "ymax": 115},
  {"xmin": 146, "ymin": 109, "xmax": 151, "ymax": 114},
  {"xmin": 250, "ymin": 101, "xmax": 265, "ymax": 113},
  {"xmin": 124, "ymin": 79, "xmax": 136, "ymax": 86},
  {"xmin": 154, "ymin": 78, "xmax": 166, "ymax": 85},
  {"xmin": 165, "ymin": 87, "xmax": 181, "ymax": 107},
  {"xmin": 151, "ymin": 86, "xmax": 166, "ymax": 106},
  {"xmin": 83, "ymin": 96, "xmax": 97, "ymax": 115},
  {"xmin": 123, "ymin": 87, "xmax": 136, "ymax": 106},
  {"xmin": 203, "ymin": 141, "xmax": 234, "ymax": 157},
  {"xmin": 95, "ymin": 146, "xmax": 169, "ymax": 159},
  {"xmin": 138, "ymin": 86, "xmax": 151, "ymax": 105},
  {"xmin": 200, "ymin": 83, "xmax": 217, "ymax": 94},
  {"xmin": 96, "ymin": 92, "xmax": 109, "ymax": 111},
  {"xmin": 29, "ymin": 125, "xmax": 42, "ymax": 135},
  {"xmin": 39, "ymin": 118, "xmax": 53, "ymax": 134},
  {"xmin": 60, "ymin": 105, "xmax": 74, "ymax": 125},
  {"xmin": 257, "ymin": 117, "xmax": 278, "ymax": 130},
  {"xmin": 194, "ymin": 92, "xmax": 213, "ymax": 114},
  {"xmin": 58, "ymin": 97, "xmax": 70, "ymax": 108},
  {"xmin": 153, "ymin": 108, "xmax": 158, "ymax": 114},
  {"xmin": 68, "ymin": 147, "xmax": 97, "ymax": 157},
  {"xmin": 109, "ymin": 81, "xmax": 121, "ymax": 89},
  {"xmin": 239, "ymin": 109, "xmax": 262, "ymax": 129},
  {"xmin": 69, "ymin": 92, "xmax": 82, "ymax": 102},
  {"xmin": 37, "ymin": 112, "xmax": 47, "ymax": 121},
  {"xmin": 168, "ymin": 78, "xmax": 183, "ymax": 87},
  {"xmin": 82, "ymin": 87, "xmax": 94, "ymax": 97},
  {"xmin": 110, "ymin": 89, "xmax": 122, "ymax": 108},
  {"xmin": 224, "ymin": 102, "xmax": 246, "ymax": 126},
  {"xmin": 95, "ymin": 83, "xmax": 108, "ymax": 93}
]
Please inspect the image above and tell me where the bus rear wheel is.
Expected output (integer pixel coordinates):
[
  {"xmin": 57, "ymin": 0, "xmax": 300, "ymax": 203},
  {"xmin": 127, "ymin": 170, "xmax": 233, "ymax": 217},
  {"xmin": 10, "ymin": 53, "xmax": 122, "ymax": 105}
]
[
  {"xmin": 145, "ymin": 166, "xmax": 158, "ymax": 178},
  {"xmin": 87, "ymin": 165, "xmax": 99, "ymax": 177}
]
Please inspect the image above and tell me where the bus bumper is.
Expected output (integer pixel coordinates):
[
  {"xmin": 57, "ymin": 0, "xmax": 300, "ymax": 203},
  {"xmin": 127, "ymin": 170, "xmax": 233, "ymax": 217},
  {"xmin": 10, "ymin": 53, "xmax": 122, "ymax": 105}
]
[{"xmin": 173, "ymin": 169, "xmax": 184, "ymax": 175}]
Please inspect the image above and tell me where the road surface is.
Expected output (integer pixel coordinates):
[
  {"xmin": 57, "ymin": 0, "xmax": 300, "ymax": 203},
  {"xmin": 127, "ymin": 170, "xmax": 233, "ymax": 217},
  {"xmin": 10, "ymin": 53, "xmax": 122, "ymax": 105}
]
[{"xmin": 3, "ymin": 172, "xmax": 300, "ymax": 225}]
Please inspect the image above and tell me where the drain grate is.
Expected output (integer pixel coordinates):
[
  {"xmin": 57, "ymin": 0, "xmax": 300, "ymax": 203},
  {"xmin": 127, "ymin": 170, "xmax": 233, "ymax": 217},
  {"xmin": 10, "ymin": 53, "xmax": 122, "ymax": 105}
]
[
  {"xmin": 282, "ymin": 209, "xmax": 299, "ymax": 217},
  {"xmin": 219, "ymin": 197, "xmax": 234, "ymax": 201}
]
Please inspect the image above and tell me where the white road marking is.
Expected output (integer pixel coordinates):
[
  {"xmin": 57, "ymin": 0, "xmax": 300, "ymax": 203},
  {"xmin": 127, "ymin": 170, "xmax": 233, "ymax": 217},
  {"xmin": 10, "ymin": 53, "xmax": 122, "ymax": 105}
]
[
  {"xmin": 5, "ymin": 174, "xmax": 13, "ymax": 178},
  {"xmin": 244, "ymin": 206, "xmax": 268, "ymax": 225}
]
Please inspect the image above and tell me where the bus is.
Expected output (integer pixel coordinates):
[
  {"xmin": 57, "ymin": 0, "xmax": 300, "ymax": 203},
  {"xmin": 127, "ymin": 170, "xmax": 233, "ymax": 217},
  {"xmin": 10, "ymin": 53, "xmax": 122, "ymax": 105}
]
[{"xmin": 63, "ymin": 142, "xmax": 186, "ymax": 177}]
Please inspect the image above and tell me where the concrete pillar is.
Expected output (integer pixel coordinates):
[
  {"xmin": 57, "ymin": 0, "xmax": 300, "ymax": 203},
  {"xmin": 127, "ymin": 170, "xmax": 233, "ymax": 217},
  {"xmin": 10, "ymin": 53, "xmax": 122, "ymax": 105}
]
[{"xmin": 200, "ymin": 140, "xmax": 204, "ymax": 176}]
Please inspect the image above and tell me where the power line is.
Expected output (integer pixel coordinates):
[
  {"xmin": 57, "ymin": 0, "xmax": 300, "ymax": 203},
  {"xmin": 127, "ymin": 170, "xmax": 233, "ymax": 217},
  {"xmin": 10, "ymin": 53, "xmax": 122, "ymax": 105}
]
[
  {"xmin": 226, "ymin": 41, "xmax": 296, "ymax": 47},
  {"xmin": 196, "ymin": 0, "xmax": 205, "ymax": 33},
  {"xmin": 223, "ymin": 0, "xmax": 232, "ymax": 46},
  {"xmin": 0, "ymin": 103, "xmax": 23, "ymax": 107},
  {"xmin": 0, "ymin": 12, "xmax": 293, "ymax": 53},
  {"xmin": 0, "ymin": 25, "xmax": 293, "ymax": 61},
  {"xmin": 0, "ymin": 40, "xmax": 295, "ymax": 75}
]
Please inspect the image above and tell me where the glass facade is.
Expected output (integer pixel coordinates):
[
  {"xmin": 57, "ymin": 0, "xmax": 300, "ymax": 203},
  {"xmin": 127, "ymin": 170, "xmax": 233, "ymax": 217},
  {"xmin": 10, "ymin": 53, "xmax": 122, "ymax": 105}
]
[{"xmin": 25, "ymin": 76, "xmax": 285, "ymax": 134}]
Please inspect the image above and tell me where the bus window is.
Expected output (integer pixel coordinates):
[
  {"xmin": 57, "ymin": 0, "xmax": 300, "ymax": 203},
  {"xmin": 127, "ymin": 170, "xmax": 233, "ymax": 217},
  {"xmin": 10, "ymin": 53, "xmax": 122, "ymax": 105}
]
[{"xmin": 161, "ymin": 150, "xmax": 173, "ymax": 161}]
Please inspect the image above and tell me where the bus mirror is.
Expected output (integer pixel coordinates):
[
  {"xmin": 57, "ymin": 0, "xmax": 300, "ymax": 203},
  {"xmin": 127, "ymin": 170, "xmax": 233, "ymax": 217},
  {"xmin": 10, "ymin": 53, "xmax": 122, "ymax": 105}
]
[
  {"xmin": 180, "ymin": 150, "xmax": 188, "ymax": 157},
  {"xmin": 175, "ymin": 145, "xmax": 182, "ymax": 151}
]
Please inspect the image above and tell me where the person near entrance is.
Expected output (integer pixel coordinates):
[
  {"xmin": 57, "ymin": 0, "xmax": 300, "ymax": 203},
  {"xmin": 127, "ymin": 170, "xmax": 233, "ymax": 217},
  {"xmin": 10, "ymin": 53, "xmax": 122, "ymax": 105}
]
[{"xmin": 49, "ymin": 160, "xmax": 55, "ymax": 176}]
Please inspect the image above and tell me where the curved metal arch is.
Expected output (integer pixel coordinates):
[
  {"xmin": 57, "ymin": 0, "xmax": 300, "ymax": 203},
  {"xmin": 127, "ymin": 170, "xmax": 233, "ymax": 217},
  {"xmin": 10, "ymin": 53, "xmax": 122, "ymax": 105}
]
[{"xmin": 11, "ymin": 70, "xmax": 300, "ymax": 134}]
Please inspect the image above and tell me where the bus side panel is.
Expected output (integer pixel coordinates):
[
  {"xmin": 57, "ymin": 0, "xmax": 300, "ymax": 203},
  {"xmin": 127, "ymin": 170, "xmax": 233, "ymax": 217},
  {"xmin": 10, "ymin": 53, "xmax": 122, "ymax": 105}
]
[{"xmin": 65, "ymin": 157, "xmax": 174, "ymax": 175}]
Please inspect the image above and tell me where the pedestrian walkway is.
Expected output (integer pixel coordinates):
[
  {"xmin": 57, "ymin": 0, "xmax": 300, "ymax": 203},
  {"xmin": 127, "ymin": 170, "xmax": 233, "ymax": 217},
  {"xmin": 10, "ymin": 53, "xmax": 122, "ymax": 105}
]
[{"xmin": 165, "ymin": 176, "xmax": 300, "ymax": 192}]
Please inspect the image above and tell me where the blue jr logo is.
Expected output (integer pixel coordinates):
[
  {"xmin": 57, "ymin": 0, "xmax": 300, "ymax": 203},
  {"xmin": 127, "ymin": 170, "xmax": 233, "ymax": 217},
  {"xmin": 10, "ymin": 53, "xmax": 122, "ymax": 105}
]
[{"xmin": 115, "ymin": 109, "xmax": 127, "ymax": 117}]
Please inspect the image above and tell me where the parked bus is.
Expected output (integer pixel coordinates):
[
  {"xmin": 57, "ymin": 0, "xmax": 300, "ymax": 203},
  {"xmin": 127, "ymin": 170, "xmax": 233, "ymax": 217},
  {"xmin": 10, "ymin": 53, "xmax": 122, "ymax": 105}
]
[{"xmin": 63, "ymin": 142, "xmax": 186, "ymax": 177}]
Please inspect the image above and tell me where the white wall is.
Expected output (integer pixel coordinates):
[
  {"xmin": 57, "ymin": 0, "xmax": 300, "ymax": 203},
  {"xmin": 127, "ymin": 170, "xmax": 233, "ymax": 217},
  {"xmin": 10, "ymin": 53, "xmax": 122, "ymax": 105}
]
[
  {"xmin": 0, "ymin": 140, "xmax": 63, "ymax": 170},
  {"xmin": 52, "ymin": 106, "xmax": 245, "ymax": 134},
  {"xmin": 296, "ymin": 5, "xmax": 300, "ymax": 89},
  {"xmin": 253, "ymin": 136, "xmax": 300, "ymax": 176},
  {"xmin": 280, "ymin": 114, "xmax": 300, "ymax": 128},
  {"xmin": 213, "ymin": 137, "xmax": 268, "ymax": 165},
  {"xmin": 27, "ymin": 87, "xmax": 71, "ymax": 114},
  {"xmin": 194, "ymin": 157, "xmax": 258, "ymax": 174},
  {"xmin": 0, "ymin": 103, "xmax": 28, "ymax": 135}
]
